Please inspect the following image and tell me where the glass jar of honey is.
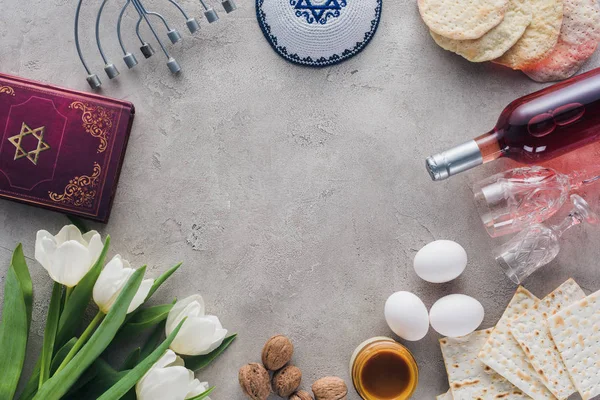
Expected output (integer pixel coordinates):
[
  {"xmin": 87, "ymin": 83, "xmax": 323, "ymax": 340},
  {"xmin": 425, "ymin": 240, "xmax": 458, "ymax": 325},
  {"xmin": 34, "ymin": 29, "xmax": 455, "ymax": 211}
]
[{"xmin": 350, "ymin": 337, "xmax": 419, "ymax": 400}]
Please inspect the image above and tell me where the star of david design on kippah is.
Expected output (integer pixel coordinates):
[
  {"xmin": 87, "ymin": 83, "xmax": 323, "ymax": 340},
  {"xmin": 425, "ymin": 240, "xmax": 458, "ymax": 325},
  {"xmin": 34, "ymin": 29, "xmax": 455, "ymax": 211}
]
[
  {"xmin": 8, "ymin": 122, "xmax": 51, "ymax": 165},
  {"xmin": 257, "ymin": 0, "xmax": 381, "ymax": 67},
  {"xmin": 291, "ymin": 0, "xmax": 347, "ymax": 24}
]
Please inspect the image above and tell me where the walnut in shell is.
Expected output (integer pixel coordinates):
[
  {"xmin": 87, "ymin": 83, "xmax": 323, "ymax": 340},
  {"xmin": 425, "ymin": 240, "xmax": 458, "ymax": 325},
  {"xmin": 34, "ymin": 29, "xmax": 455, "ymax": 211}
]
[
  {"xmin": 238, "ymin": 363, "xmax": 271, "ymax": 400},
  {"xmin": 312, "ymin": 377, "xmax": 348, "ymax": 400},
  {"xmin": 272, "ymin": 365, "xmax": 302, "ymax": 397},
  {"xmin": 290, "ymin": 390, "xmax": 314, "ymax": 400},
  {"xmin": 262, "ymin": 334, "xmax": 294, "ymax": 370}
]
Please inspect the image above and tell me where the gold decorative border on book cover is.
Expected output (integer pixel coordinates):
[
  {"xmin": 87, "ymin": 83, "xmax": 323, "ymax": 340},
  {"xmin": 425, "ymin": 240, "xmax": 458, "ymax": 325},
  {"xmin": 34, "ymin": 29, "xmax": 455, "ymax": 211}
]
[
  {"xmin": 69, "ymin": 101, "xmax": 115, "ymax": 153},
  {"xmin": 0, "ymin": 85, "xmax": 15, "ymax": 96},
  {"xmin": 48, "ymin": 162, "xmax": 101, "ymax": 208}
]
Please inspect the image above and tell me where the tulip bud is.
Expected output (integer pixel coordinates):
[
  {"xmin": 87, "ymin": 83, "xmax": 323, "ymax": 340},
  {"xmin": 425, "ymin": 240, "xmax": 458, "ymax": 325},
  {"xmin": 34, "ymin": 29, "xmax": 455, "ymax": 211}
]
[
  {"xmin": 35, "ymin": 225, "xmax": 104, "ymax": 287},
  {"xmin": 136, "ymin": 350, "xmax": 211, "ymax": 400},
  {"xmin": 92, "ymin": 255, "xmax": 153, "ymax": 314},
  {"xmin": 166, "ymin": 295, "xmax": 228, "ymax": 356}
]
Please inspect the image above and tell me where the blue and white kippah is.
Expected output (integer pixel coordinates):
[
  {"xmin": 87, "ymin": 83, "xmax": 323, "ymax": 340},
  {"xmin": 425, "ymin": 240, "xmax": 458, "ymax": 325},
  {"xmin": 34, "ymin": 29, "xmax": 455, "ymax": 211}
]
[{"xmin": 256, "ymin": 0, "xmax": 382, "ymax": 67}]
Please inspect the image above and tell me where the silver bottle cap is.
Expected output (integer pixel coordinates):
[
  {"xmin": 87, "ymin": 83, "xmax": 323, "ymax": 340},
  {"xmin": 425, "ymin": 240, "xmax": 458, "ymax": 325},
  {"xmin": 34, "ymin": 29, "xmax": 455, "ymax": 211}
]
[{"xmin": 426, "ymin": 140, "xmax": 483, "ymax": 181}]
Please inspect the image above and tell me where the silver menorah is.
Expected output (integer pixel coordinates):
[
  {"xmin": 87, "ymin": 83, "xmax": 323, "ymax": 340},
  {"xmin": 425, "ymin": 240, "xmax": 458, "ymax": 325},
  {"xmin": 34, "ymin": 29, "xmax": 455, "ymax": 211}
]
[{"xmin": 75, "ymin": 0, "xmax": 236, "ymax": 89}]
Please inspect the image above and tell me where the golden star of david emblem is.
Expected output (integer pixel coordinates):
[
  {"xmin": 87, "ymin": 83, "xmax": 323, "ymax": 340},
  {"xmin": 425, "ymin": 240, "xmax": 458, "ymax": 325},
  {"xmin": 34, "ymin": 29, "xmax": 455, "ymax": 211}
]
[{"xmin": 8, "ymin": 122, "xmax": 50, "ymax": 165}]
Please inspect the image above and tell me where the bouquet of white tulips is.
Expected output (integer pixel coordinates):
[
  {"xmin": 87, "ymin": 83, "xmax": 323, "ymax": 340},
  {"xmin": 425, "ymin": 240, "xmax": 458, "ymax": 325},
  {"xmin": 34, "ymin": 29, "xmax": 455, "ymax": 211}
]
[{"xmin": 0, "ymin": 225, "xmax": 236, "ymax": 400}]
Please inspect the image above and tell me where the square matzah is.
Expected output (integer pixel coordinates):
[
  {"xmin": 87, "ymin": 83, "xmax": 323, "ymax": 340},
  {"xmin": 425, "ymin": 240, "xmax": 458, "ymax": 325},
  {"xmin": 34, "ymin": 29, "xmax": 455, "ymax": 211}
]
[
  {"xmin": 440, "ymin": 329, "xmax": 529, "ymax": 399},
  {"xmin": 548, "ymin": 289, "xmax": 600, "ymax": 400},
  {"xmin": 478, "ymin": 287, "xmax": 555, "ymax": 399},
  {"xmin": 510, "ymin": 279, "xmax": 585, "ymax": 399}
]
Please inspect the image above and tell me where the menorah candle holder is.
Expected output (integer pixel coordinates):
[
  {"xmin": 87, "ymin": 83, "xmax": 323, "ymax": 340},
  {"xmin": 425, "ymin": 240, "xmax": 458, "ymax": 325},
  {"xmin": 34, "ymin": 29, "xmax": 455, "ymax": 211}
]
[{"xmin": 75, "ymin": 0, "xmax": 237, "ymax": 89}]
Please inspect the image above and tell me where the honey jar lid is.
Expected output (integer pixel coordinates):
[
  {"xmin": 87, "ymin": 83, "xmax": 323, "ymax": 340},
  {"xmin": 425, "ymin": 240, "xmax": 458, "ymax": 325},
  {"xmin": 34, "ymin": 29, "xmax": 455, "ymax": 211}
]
[{"xmin": 349, "ymin": 336, "xmax": 393, "ymax": 375}]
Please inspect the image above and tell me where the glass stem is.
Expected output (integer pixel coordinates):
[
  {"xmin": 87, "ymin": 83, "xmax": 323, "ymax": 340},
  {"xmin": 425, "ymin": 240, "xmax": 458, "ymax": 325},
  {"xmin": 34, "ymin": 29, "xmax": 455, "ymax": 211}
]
[
  {"xmin": 568, "ymin": 167, "xmax": 600, "ymax": 190},
  {"xmin": 551, "ymin": 213, "xmax": 583, "ymax": 237},
  {"xmin": 581, "ymin": 174, "xmax": 600, "ymax": 186}
]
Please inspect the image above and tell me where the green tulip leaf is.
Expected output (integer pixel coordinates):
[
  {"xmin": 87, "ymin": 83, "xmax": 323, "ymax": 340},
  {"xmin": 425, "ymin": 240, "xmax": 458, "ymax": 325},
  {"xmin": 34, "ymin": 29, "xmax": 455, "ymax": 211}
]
[
  {"xmin": 34, "ymin": 266, "xmax": 145, "ymax": 400},
  {"xmin": 140, "ymin": 321, "xmax": 166, "ymax": 360},
  {"xmin": 66, "ymin": 215, "xmax": 90, "ymax": 233},
  {"xmin": 110, "ymin": 262, "xmax": 180, "ymax": 346},
  {"xmin": 128, "ymin": 303, "xmax": 174, "ymax": 327},
  {"xmin": 17, "ymin": 359, "xmax": 41, "ymax": 400},
  {"xmin": 0, "ymin": 261, "xmax": 30, "ymax": 399},
  {"xmin": 146, "ymin": 262, "xmax": 182, "ymax": 300},
  {"xmin": 96, "ymin": 318, "xmax": 186, "ymax": 400},
  {"xmin": 63, "ymin": 358, "xmax": 128, "ymax": 400},
  {"xmin": 183, "ymin": 334, "xmax": 237, "ymax": 371},
  {"xmin": 187, "ymin": 387, "xmax": 216, "ymax": 400},
  {"xmin": 50, "ymin": 338, "xmax": 77, "ymax": 374},
  {"xmin": 121, "ymin": 348, "xmax": 141, "ymax": 371},
  {"xmin": 11, "ymin": 244, "xmax": 33, "ymax": 329},
  {"xmin": 114, "ymin": 303, "xmax": 174, "ymax": 345},
  {"xmin": 17, "ymin": 338, "xmax": 77, "ymax": 400},
  {"xmin": 39, "ymin": 282, "xmax": 63, "ymax": 387},
  {"xmin": 56, "ymin": 236, "xmax": 110, "ymax": 349},
  {"xmin": 22, "ymin": 237, "xmax": 109, "ymax": 399},
  {"xmin": 124, "ymin": 303, "xmax": 174, "ymax": 330}
]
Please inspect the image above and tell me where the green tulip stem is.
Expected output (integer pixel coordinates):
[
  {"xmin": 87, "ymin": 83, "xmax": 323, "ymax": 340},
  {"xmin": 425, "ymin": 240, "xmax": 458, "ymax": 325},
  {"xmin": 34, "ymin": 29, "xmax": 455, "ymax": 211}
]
[
  {"xmin": 64, "ymin": 286, "xmax": 73, "ymax": 305},
  {"xmin": 53, "ymin": 311, "xmax": 105, "ymax": 374}
]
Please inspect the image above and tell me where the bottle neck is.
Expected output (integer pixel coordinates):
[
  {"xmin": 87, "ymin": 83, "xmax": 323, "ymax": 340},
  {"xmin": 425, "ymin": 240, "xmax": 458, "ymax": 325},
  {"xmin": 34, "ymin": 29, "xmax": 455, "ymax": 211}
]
[
  {"xmin": 426, "ymin": 129, "xmax": 503, "ymax": 181},
  {"xmin": 474, "ymin": 129, "xmax": 505, "ymax": 164}
]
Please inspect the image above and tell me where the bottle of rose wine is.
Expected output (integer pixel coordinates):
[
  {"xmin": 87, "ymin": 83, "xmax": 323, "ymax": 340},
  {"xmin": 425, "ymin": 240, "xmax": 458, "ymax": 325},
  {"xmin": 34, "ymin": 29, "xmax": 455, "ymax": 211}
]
[{"xmin": 426, "ymin": 68, "xmax": 600, "ymax": 181}]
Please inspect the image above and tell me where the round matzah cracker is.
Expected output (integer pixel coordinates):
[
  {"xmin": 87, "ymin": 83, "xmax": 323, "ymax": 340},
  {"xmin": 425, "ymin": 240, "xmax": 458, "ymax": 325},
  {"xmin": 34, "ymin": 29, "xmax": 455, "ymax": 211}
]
[
  {"xmin": 494, "ymin": 0, "xmax": 563, "ymax": 69},
  {"xmin": 523, "ymin": 0, "xmax": 600, "ymax": 82},
  {"xmin": 418, "ymin": 0, "xmax": 509, "ymax": 40},
  {"xmin": 430, "ymin": 0, "xmax": 532, "ymax": 62}
]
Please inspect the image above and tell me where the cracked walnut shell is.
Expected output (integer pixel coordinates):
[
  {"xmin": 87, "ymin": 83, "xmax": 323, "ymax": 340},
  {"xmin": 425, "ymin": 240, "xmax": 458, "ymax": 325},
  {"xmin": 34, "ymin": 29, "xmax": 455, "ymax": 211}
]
[
  {"xmin": 312, "ymin": 377, "xmax": 348, "ymax": 400},
  {"xmin": 238, "ymin": 363, "xmax": 270, "ymax": 400},
  {"xmin": 261, "ymin": 334, "xmax": 294, "ymax": 370}
]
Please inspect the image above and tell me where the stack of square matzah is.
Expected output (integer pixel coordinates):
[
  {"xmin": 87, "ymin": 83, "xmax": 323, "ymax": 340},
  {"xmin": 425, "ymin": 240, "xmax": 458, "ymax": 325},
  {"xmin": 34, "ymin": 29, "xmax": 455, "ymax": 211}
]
[{"xmin": 437, "ymin": 279, "xmax": 600, "ymax": 400}]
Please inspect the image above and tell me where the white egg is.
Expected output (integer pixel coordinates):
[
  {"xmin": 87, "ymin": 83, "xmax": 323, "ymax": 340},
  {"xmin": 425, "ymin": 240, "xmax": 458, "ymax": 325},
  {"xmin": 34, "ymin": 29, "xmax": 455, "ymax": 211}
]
[
  {"xmin": 429, "ymin": 294, "xmax": 484, "ymax": 337},
  {"xmin": 413, "ymin": 240, "xmax": 467, "ymax": 283},
  {"xmin": 384, "ymin": 291, "xmax": 429, "ymax": 341}
]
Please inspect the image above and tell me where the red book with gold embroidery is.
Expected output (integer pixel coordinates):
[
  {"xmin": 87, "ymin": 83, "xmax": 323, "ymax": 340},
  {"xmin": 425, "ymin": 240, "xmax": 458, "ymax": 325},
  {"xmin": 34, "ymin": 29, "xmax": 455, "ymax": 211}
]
[{"xmin": 0, "ymin": 73, "xmax": 134, "ymax": 222}]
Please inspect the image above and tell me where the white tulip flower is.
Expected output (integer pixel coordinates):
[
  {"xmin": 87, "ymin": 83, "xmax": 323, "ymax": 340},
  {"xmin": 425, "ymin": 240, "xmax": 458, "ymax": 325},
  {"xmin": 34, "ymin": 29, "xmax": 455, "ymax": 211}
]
[
  {"xmin": 35, "ymin": 225, "xmax": 104, "ymax": 287},
  {"xmin": 92, "ymin": 255, "xmax": 154, "ymax": 314},
  {"xmin": 135, "ymin": 350, "xmax": 211, "ymax": 400},
  {"xmin": 166, "ymin": 295, "xmax": 228, "ymax": 356}
]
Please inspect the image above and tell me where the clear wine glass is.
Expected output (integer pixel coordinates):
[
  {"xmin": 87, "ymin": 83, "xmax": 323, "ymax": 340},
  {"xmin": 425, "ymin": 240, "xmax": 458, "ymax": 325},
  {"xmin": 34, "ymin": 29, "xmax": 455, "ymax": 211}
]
[
  {"xmin": 495, "ymin": 194, "xmax": 599, "ymax": 284},
  {"xmin": 473, "ymin": 166, "xmax": 600, "ymax": 238}
]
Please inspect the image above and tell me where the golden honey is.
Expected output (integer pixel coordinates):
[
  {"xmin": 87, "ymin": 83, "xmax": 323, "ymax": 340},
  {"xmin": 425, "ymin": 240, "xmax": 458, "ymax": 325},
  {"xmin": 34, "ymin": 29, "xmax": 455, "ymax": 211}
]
[{"xmin": 350, "ymin": 337, "xmax": 418, "ymax": 400}]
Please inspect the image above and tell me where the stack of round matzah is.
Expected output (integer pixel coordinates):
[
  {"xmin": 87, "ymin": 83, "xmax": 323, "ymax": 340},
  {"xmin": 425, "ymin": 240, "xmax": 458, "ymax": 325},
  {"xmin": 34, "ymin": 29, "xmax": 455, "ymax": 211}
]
[{"xmin": 418, "ymin": 0, "xmax": 600, "ymax": 82}]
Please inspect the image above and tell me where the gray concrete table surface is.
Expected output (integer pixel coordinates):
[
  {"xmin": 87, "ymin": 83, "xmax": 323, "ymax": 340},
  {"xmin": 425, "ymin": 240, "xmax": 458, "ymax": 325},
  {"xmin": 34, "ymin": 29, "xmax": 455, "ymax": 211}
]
[{"xmin": 1, "ymin": 0, "xmax": 600, "ymax": 398}]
